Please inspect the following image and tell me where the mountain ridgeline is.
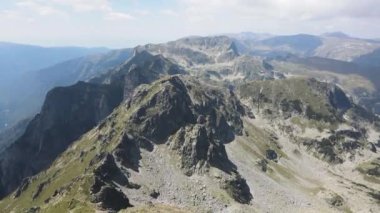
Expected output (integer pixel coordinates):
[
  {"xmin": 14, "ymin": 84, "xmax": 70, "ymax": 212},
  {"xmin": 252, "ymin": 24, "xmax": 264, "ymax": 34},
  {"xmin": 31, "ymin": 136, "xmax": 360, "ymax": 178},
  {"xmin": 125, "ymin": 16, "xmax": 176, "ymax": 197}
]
[
  {"xmin": 0, "ymin": 47, "xmax": 133, "ymax": 133},
  {"xmin": 0, "ymin": 35, "xmax": 380, "ymax": 212}
]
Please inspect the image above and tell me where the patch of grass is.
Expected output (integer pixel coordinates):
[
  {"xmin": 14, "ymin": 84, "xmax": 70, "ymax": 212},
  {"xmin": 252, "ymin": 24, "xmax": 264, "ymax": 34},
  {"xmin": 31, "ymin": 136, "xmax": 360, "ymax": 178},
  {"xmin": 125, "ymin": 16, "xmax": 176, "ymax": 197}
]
[
  {"xmin": 357, "ymin": 158, "xmax": 380, "ymax": 180},
  {"xmin": 291, "ymin": 116, "xmax": 338, "ymax": 132}
]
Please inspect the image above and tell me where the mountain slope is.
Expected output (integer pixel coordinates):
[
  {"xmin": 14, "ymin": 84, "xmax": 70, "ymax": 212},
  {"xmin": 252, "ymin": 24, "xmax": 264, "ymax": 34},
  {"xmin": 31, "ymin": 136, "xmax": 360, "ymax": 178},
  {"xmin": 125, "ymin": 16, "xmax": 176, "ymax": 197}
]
[{"xmin": 0, "ymin": 76, "xmax": 252, "ymax": 212}]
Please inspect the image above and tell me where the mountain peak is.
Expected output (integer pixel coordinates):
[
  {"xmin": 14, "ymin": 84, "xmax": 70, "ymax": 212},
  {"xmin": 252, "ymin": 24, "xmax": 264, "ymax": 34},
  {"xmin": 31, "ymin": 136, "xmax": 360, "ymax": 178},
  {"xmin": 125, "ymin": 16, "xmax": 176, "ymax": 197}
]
[{"xmin": 322, "ymin": 31, "xmax": 351, "ymax": 38}]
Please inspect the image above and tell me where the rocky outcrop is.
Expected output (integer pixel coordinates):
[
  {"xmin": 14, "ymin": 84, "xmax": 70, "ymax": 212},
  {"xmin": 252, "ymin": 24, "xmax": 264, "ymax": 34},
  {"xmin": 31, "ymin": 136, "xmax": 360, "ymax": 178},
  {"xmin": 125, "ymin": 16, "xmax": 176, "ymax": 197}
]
[
  {"xmin": 221, "ymin": 173, "xmax": 253, "ymax": 204},
  {"xmin": 266, "ymin": 149, "xmax": 278, "ymax": 161},
  {"xmin": 90, "ymin": 154, "xmax": 133, "ymax": 211},
  {"xmin": 93, "ymin": 154, "xmax": 129, "ymax": 186},
  {"xmin": 303, "ymin": 130, "xmax": 366, "ymax": 164},
  {"xmin": 127, "ymin": 76, "xmax": 195, "ymax": 142},
  {"xmin": 114, "ymin": 133, "xmax": 153, "ymax": 172},
  {"xmin": 90, "ymin": 179, "xmax": 131, "ymax": 211}
]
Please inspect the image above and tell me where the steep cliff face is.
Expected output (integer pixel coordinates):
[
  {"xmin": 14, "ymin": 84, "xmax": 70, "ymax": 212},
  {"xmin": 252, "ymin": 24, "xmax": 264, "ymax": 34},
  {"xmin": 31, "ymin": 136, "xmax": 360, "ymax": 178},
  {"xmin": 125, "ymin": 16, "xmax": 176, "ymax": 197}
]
[
  {"xmin": 1, "ymin": 48, "xmax": 131, "ymax": 133},
  {"xmin": 0, "ymin": 82, "xmax": 123, "ymax": 198}
]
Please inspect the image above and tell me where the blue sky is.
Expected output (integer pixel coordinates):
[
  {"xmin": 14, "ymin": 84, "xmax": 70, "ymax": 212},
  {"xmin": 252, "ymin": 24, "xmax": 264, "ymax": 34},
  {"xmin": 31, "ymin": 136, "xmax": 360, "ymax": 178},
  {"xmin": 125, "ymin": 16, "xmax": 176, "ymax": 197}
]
[{"xmin": 0, "ymin": 0, "xmax": 379, "ymax": 48}]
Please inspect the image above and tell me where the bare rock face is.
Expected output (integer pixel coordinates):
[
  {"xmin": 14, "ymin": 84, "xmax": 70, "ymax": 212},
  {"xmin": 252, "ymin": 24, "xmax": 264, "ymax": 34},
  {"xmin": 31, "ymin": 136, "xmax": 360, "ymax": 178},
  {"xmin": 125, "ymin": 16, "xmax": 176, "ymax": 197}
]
[
  {"xmin": 114, "ymin": 133, "xmax": 153, "ymax": 172},
  {"xmin": 93, "ymin": 154, "xmax": 129, "ymax": 186},
  {"xmin": 169, "ymin": 124, "xmax": 235, "ymax": 175},
  {"xmin": 127, "ymin": 76, "xmax": 196, "ymax": 142},
  {"xmin": 91, "ymin": 183, "xmax": 131, "ymax": 211}
]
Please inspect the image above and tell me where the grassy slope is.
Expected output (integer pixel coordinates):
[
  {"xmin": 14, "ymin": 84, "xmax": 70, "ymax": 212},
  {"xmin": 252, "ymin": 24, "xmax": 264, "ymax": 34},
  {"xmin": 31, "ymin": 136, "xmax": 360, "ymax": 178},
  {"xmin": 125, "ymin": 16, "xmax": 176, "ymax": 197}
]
[{"xmin": 239, "ymin": 78, "xmax": 334, "ymax": 119}]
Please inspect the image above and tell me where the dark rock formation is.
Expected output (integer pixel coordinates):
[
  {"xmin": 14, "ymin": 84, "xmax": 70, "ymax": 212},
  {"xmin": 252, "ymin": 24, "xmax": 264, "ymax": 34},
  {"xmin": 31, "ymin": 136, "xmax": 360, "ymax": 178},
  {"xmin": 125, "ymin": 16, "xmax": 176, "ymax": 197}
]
[
  {"xmin": 128, "ymin": 76, "xmax": 195, "ymax": 142},
  {"xmin": 149, "ymin": 189, "xmax": 160, "ymax": 199},
  {"xmin": 266, "ymin": 149, "xmax": 278, "ymax": 161},
  {"xmin": 91, "ymin": 184, "xmax": 131, "ymax": 211},
  {"xmin": 32, "ymin": 180, "xmax": 50, "ymax": 200},
  {"xmin": 114, "ymin": 133, "xmax": 153, "ymax": 172},
  {"xmin": 222, "ymin": 174, "xmax": 253, "ymax": 204},
  {"xmin": 327, "ymin": 194, "xmax": 344, "ymax": 207},
  {"xmin": 13, "ymin": 177, "xmax": 31, "ymax": 198},
  {"xmin": 90, "ymin": 154, "xmax": 132, "ymax": 211},
  {"xmin": 93, "ymin": 154, "xmax": 129, "ymax": 186},
  {"xmin": 303, "ymin": 129, "xmax": 366, "ymax": 164}
]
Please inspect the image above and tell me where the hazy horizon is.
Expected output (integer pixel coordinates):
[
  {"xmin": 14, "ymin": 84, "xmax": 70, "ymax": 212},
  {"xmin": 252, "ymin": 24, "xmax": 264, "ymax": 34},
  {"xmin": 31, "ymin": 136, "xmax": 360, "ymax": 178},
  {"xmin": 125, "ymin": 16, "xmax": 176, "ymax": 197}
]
[
  {"xmin": 1, "ymin": 0, "xmax": 380, "ymax": 48},
  {"xmin": 1, "ymin": 31, "xmax": 379, "ymax": 49}
]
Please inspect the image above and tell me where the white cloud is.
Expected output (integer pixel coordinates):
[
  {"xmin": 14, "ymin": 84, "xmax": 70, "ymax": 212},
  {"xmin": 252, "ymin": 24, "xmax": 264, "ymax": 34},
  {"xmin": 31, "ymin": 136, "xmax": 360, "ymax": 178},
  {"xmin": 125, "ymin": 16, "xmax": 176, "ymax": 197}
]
[
  {"xmin": 182, "ymin": 0, "xmax": 380, "ymax": 22},
  {"xmin": 134, "ymin": 9, "xmax": 150, "ymax": 16},
  {"xmin": 160, "ymin": 9, "xmax": 179, "ymax": 17},
  {"xmin": 1, "ymin": 0, "xmax": 380, "ymax": 47},
  {"xmin": 51, "ymin": 0, "xmax": 111, "ymax": 12},
  {"xmin": 105, "ymin": 11, "xmax": 135, "ymax": 21},
  {"xmin": 13, "ymin": 0, "xmax": 135, "ymax": 21},
  {"xmin": 16, "ymin": 0, "xmax": 67, "ymax": 16}
]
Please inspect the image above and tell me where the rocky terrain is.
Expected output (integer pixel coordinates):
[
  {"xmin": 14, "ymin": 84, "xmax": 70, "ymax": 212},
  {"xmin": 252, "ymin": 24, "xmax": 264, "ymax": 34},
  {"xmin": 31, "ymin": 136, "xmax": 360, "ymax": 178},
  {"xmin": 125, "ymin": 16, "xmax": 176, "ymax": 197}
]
[{"xmin": 0, "ymin": 35, "xmax": 379, "ymax": 212}]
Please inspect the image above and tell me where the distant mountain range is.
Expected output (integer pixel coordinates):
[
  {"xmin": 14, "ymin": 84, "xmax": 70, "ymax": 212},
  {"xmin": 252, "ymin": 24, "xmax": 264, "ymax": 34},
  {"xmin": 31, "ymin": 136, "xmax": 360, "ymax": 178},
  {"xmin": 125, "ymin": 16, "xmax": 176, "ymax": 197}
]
[
  {"xmin": 2, "ymin": 32, "xmax": 380, "ymax": 133},
  {"xmin": 0, "ymin": 43, "xmax": 132, "ymax": 132}
]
